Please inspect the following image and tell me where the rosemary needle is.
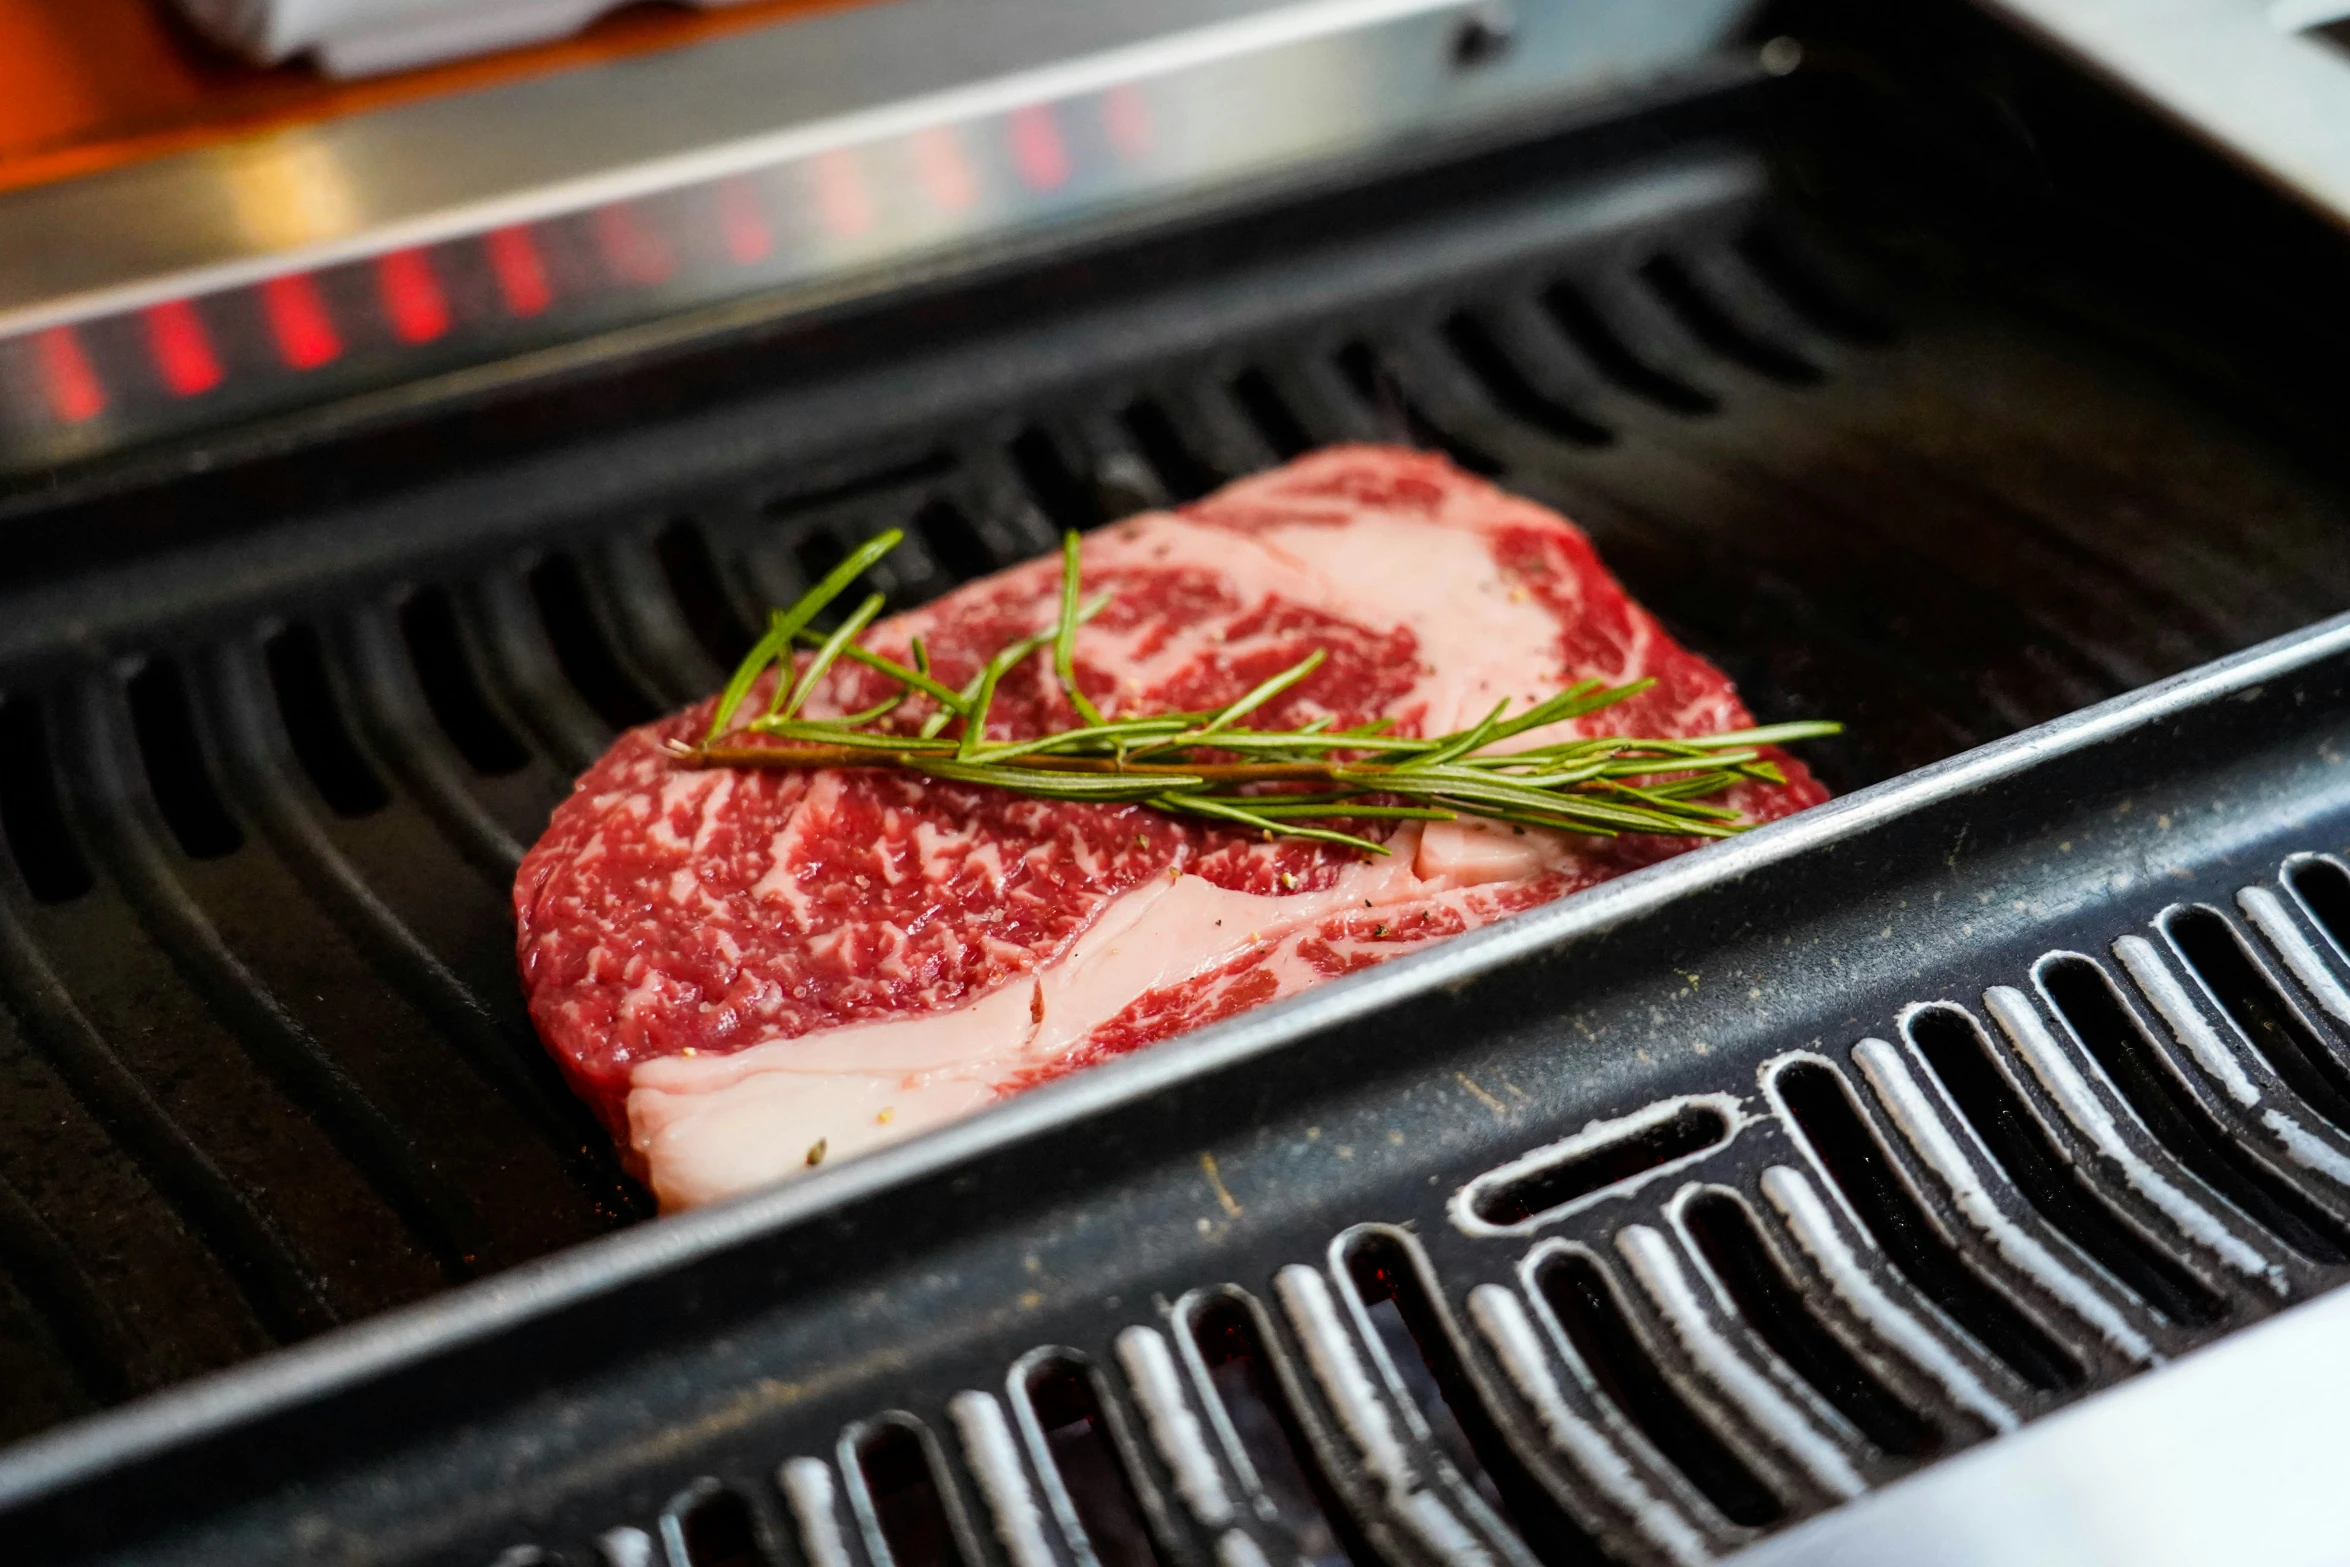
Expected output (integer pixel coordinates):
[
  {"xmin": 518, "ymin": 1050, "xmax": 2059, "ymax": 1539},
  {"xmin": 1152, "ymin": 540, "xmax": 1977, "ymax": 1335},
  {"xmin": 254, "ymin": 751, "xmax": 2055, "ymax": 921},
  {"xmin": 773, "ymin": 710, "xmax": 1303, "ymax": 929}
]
[{"xmin": 679, "ymin": 530, "xmax": 1841, "ymax": 853}]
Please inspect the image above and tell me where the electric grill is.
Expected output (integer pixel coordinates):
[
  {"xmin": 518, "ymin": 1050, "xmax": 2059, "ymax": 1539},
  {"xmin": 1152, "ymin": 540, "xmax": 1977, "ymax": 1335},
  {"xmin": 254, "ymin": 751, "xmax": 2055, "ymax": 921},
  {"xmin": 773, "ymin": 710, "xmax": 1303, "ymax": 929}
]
[{"xmin": 3, "ymin": 1, "xmax": 2350, "ymax": 1562}]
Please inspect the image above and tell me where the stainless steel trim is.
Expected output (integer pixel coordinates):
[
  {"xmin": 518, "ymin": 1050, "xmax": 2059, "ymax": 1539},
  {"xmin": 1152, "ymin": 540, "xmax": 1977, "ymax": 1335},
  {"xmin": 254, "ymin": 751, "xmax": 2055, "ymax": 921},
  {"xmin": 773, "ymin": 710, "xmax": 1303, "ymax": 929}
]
[
  {"xmin": 1977, "ymin": 0, "xmax": 2350, "ymax": 232},
  {"xmin": 0, "ymin": 0, "xmax": 1753, "ymax": 337},
  {"xmin": 0, "ymin": 0, "xmax": 1757, "ymax": 473}
]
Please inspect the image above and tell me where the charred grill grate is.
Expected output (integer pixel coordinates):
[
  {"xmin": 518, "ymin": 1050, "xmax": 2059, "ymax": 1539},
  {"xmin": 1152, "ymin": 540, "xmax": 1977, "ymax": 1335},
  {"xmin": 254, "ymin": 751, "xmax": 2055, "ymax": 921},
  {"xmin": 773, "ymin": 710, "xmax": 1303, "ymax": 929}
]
[{"xmin": 1, "ymin": 64, "xmax": 2349, "ymax": 1567}]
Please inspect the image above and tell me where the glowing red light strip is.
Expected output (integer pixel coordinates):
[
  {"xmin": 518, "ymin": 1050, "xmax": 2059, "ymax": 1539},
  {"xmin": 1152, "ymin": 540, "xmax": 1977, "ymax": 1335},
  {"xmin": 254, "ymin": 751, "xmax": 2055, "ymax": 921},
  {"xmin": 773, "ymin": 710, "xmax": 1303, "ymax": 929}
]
[
  {"xmin": 377, "ymin": 249, "xmax": 451, "ymax": 343},
  {"xmin": 593, "ymin": 205, "xmax": 677, "ymax": 287},
  {"xmin": 145, "ymin": 300, "xmax": 222, "ymax": 397},
  {"xmin": 912, "ymin": 126, "xmax": 978, "ymax": 212},
  {"xmin": 1103, "ymin": 84, "xmax": 1152, "ymax": 159},
  {"xmin": 813, "ymin": 149, "xmax": 874, "ymax": 238},
  {"xmin": 717, "ymin": 179, "xmax": 774, "ymax": 265},
  {"xmin": 1009, "ymin": 104, "xmax": 1071, "ymax": 191},
  {"xmin": 263, "ymin": 274, "xmax": 343, "ymax": 370},
  {"xmin": 34, "ymin": 327, "xmax": 104, "ymax": 424},
  {"xmin": 488, "ymin": 226, "xmax": 554, "ymax": 317}
]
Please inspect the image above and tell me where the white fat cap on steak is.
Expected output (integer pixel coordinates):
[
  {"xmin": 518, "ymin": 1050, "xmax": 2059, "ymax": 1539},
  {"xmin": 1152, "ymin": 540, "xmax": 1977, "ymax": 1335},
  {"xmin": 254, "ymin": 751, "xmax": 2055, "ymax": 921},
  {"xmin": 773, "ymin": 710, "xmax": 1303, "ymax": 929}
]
[
  {"xmin": 627, "ymin": 816, "xmax": 1585, "ymax": 1211},
  {"xmin": 623, "ymin": 489, "xmax": 1691, "ymax": 1212}
]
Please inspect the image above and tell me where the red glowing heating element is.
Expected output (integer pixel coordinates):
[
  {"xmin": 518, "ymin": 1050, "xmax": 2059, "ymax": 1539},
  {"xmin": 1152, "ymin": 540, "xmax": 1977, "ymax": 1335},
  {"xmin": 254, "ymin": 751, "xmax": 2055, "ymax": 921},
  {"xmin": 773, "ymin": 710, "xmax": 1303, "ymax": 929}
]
[
  {"xmin": 593, "ymin": 204, "xmax": 676, "ymax": 287},
  {"xmin": 488, "ymin": 226, "xmax": 554, "ymax": 317},
  {"xmin": 812, "ymin": 149, "xmax": 873, "ymax": 238},
  {"xmin": 911, "ymin": 126, "xmax": 978, "ymax": 212},
  {"xmin": 1102, "ymin": 84, "xmax": 1152, "ymax": 160},
  {"xmin": 1008, "ymin": 104, "xmax": 1070, "ymax": 191},
  {"xmin": 377, "ymin": 249, "xmax": 451, "ymax": 343},
  {"xmin": 34, "ymin": 327, "xmax": 105, "ymax": 424},
  {"xmin": 717, "ymin": 179, "xmax": 773, "ymax": 265},
  {"xmin": 263, "ymin": 274, "xmax": 343, "ymax": 370},
  {"xmin": 144, "ymin": 300, "xmax": 223, "ymax": 396}
]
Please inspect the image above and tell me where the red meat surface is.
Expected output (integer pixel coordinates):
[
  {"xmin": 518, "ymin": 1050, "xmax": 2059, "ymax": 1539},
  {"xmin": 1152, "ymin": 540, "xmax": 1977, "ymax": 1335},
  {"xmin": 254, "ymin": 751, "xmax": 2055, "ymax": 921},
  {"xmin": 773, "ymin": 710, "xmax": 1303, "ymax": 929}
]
[{"xmin": 513, "ymin": 446, "xmax": 1828, "ymax": 1209}]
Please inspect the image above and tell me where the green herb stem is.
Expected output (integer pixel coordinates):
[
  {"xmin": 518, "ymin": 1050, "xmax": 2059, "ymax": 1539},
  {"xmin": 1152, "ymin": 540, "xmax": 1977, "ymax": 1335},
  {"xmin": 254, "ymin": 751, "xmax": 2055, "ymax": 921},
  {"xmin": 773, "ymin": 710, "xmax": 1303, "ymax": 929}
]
[{"xmin": 682, "ymin": 527, "xmax": 1841, "ymax": 850}]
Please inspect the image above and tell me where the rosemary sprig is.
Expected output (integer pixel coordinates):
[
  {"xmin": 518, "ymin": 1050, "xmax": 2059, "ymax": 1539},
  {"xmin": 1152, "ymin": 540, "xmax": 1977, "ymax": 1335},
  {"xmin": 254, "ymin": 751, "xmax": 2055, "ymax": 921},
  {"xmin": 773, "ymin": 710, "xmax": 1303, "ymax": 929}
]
[{"xmin": 673, "ymin": 531, "xmax": 1841, "ymax": 854}]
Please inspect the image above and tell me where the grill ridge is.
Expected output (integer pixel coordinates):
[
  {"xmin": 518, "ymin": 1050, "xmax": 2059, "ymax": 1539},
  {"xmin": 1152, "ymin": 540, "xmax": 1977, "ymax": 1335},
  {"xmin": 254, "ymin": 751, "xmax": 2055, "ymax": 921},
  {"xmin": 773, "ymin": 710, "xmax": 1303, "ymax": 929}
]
[
  {"xmin": 1763, "ymin": 1054, "xmax": 2081, "ymax": 1393},
  {"xmin": 465, "ymin": 568, "xmax": 614, "ymax": 774},
  {"xmin": 1667, "ymin": 1188, "xmax": 1941, "ymax": 1461},
  {"xmin": 261, "ymin": 622, "xmax": 393, "ymax": 820},
  {"xmin": 1526, "ymin": 1241, "xmax": 1782, "ymax": 1538},
  {"xmin": 393, "ymin": 588, "xmax": 539, "ymax": 784},
  {"xmin": 1894, "ymin": 1003, "xmax": 2227, "ymax": 1328},
  {"xmin": 1006, "ymin": 1348, "xmax": 1180, "ymax": 1567},
  {"xmin": 55, "ymin": 671, "xmax": 491, "ymax": 1282},
  {"xmin": 0, "ymin": 1169, "xmax": 140, "ymax": 1408},
  {"xmin": 0, "ymin": 874, "xmax": 331, "ymax": 1347},
  {"xmin": 204, "ymin": 635, "xmax": 629, "ymax": 1209},
  {"xmin": 2045, "ymin": 949, "xmax": 2350, "ymax": 1264},
  {"xmin": 338, "ymin": 601, "xmax": 535, "ymax": 872},
  {"xmin": 0, "ymin": 698, "xmax": 95, "ymax": 905},
  {"xmin": 2288, "ymin": 856, "xmax": 2350, "ymax": 956}
]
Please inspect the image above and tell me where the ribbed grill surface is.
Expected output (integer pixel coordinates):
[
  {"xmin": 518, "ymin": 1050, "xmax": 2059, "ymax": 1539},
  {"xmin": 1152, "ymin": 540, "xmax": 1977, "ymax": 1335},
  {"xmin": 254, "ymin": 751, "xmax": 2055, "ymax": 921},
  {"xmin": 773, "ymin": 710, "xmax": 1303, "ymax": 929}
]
[
  {"xmin": 1, "ymin": 90, "xmax": 2349, "ymax": 1567},
  {"xmin": 557, "ymin": 852, "xmax": 2350, "ymax": 1567}
]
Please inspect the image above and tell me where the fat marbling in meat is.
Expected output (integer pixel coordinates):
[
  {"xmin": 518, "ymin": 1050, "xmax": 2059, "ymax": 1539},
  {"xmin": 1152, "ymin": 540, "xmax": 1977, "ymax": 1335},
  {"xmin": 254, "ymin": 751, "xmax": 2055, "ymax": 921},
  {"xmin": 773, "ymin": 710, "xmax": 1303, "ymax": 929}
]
[{"xmin": 513, "ymin": 446, "xmax": 1828, "ymax": 1210}]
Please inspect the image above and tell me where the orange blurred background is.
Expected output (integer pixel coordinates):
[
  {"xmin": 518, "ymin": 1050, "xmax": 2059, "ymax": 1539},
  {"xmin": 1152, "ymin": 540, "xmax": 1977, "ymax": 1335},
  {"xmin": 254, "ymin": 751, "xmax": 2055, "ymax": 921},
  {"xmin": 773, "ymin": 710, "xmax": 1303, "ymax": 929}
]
[{"xmin": 0, "ymin": 0, "xmax": 856, "ymax": 197}]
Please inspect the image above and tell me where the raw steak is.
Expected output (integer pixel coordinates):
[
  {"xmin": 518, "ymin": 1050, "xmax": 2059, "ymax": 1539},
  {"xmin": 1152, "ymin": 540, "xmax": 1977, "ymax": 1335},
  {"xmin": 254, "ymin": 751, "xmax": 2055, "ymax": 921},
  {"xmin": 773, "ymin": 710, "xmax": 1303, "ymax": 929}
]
[{"xmin": 514, "ymin": 446, "xmax": 1827, "ymax": 1210}]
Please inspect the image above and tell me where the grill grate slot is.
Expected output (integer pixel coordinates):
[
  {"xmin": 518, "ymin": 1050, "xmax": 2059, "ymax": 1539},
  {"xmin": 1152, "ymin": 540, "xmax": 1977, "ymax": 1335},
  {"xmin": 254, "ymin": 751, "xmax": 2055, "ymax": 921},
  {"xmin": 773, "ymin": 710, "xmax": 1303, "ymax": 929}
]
[
  {"xmin": 125, "ymin": 657, "xmax": 244, "ymax": 861},
  {"xmin": 1229, "ymin": 371, "xmax": 1313, "ymax": 460},
  {"xmin": 790, "ymin": 529, "xmax": 855, "ymax": 604},
  {"xmin": 397, "ymin": 589, "xmax": 531, "ymax": 776},
  {"xmin": 0, "ymin": 696, "xmax": 94, "ymax": 903},
  {"xmin": 912, "ymin": 499, "xmax": 1002, "ymax": 586},
  {"xmin": 1731, "ymin": 224, "xmax": 1894, "ymax": 345},
  {"xmin": 1437, "ymin": 313, "xmax": 1610, "ymax": 446},
  {"xmin": 854, "ymin": 1421, "xmax": 970, "ymax": 1567},
  {"xmin": 526, "ymin": 554, "xmax": 664, "ymax": 731},
  {"xmin": 654, "ymin": 520, "xmax": 759, "ymax": 670},
  {"xmin": 1332, "ymin": 342, "xmax": 1501, "ymax": 476},
  {"xmin": 1530, "ymin": 1248, "xmax": 1783, "ymax": 1527},
  {"xmin": 1635, "ymin": 256, "xmax": 1822, "ymax": 386},
  {"xmin": 2290, "ymin": 858, "xmax": 2350, "ymax": 959},
  {"xmin": 1469, "ymin": 1100, "xmax": 1733, "ymax": 1229},
  {"xmin": 1021, "ymin": 1356, "xmax": 1164, "ymax": 1567},
  {"xmin": 760, "ymin": 451, "xmax": 957, "ymax": 521},
  {"xmin": 1677, "ymin": 1192, "xmax": 1938, "ymax": 1459},
  {"xmin": 1537, "ymin": 281, "xmax": 1716, "ymax": 415},
  {"xmin": 666, "ymin": 1482, "xmax": 770, "ymax": 1567},
  {"xmin": 0, "ymin": 1171, "xmax": 131, "ymax": 1410},
  {"xmin": 1011, "ymin": 428, "xmax": 1103, "ymax": 534},
  {"xmin": 1901, "ymin": 1006, "xmax": 2223, "ymax": 1328},
  {"xmin": 787, "ymin": 524, "xmax": 918, "ymax": 623},
  {"xmin": 263, "ymin": 624, "xmax": 391, "ymax": 819},
  {"xmin": 1184, "ymin": 1294, "xmax": 1354, "ymax": 1567},
  {"xmin": 1773, "ymin": 1061, "xmax": 2081, "ymax": 1391},
  {"xmin": 2166, "ymin": 906, "xmax": 2350, "ymax": 1130},
  {"xmin": 2039, "ymin": 956, "xmax": 2350, "ymax": 1264},
  {"xmin": 1341, "ymin": 1232, "xmax": 1600, "ymax": 1562},
  {"xmin": 1120, "ymin": 401, "xmax": 1223, "ymax": 503}
]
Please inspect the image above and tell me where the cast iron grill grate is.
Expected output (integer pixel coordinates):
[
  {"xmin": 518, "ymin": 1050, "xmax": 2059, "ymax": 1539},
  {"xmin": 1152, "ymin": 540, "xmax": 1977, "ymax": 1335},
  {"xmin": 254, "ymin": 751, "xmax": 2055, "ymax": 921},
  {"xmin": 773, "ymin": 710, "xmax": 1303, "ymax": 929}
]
[
  {"xmin": 1, "ymin": 84, "xmax": 2349, "ymax": 1566},
  {"xmin": 561, "ymin": 845, "xmax": 2350, "ymax": 1567}
]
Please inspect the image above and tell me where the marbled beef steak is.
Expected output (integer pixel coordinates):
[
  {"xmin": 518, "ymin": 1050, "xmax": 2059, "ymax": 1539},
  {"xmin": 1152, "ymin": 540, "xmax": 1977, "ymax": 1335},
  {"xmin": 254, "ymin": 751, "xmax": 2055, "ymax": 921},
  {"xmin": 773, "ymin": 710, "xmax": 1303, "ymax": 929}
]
[{"xmin": 514, "ymin": 447, "xmax": 1828, "ymax": 1210}]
